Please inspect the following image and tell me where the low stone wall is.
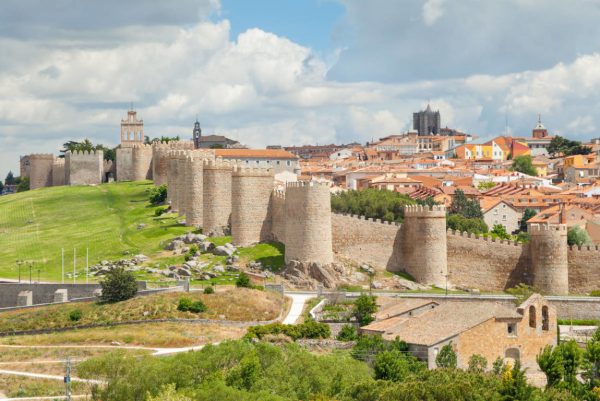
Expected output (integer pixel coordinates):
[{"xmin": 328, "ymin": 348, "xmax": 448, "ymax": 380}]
[{"xmin": 0, "ymin": 282, "xmax": 147, "ymax": 308}]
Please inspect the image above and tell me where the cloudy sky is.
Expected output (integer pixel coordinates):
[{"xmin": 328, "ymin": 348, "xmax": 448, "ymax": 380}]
[{"xmin": 2, "ymin": 0, "xmax": 600, "ymax": 178}]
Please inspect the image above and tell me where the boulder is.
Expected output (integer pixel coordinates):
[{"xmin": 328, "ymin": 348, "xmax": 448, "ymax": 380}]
[
  {"xmin": 199, "ymin": 241, "xmax": 215, "ymax": 253},
  {"xmin": 133, "ymin": 254, "xmax": 149, "ymax": 263},
  {"xmin": 165, "ymin": 240, "xmax": 184, "ymax": 251},
  {"xmin": 177, "ymin": 268, "xmax": 192, "ymax": 277},
  {"xmin": 213, "ymin": 246, "xmax": 234, "ymax": 257},
  {"xmin": 213, "ymin": 265, "xmax": 225, "ymax": 273}
]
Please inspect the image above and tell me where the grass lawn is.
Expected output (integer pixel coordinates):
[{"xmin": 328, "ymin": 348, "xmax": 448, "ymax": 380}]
[
  {"xmin": 0, "ymin": 288, "xmax": 284, "ymax": 333},
  {"xmin": 0, "ymin": 376, "xmax": 88, "ymax": 399},
  {"xmin": 0, "ymin": 322, "xmax": 247, "ymax": 348},
  {"xmin": 0, "ymin": 181, "xmax": 189, "ymax": 281}
]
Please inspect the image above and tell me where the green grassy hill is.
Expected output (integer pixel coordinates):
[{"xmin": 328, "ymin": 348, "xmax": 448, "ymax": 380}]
[{"xmin": 0, "ymin": 181, "xmax": 189, "ymax": 281}]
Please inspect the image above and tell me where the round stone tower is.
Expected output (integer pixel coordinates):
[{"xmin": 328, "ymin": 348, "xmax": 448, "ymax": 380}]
[
  {"xmin": 529, "ymin": 223, "xmax": 569, "ymax": 295},
  {"xmin": 284, "ymin": 182, "xmax": 333, "ymax": 265},
  {"xmin": 152, "ymin": 145, "xmax": 170, "ymax": 186},
  {"xmin": 185, "ymin": 156, "xmax": 204, "ymax": 228},
  {"xmin": 401, "ymin": 205, "xmax": 447, "ymax": 287},
  {"xmin": 176, "ymin": 151, "xmax": 190, "ymax": 217},
  {"xmin": 166, "ymin": 151, "xmax": 179, "ymax": 212},
  {"xmin": 202, "ymin": 159, "xmax": 233, "ymax": 236},
  {"xmin": 131, "ymin": 144, "xmax": 153, "ymax": 181},
  {"xmin": 231, "ymin": 165, "xmax": 275, "ymax": 247},
  {"xmin": 29, "ymin": 154, "xmax": 55, "ymax": 190}
]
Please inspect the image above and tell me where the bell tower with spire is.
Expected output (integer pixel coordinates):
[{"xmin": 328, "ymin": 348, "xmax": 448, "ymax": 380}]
[
  {"xmin": 413, "ymin": 103, "xmax": 441, "ymax": 136},
  {"xmin": 532, "ymin": 114, "xmax": 548, "ymax": 139},
  {"xmin": 192, "ymin": 118, "xmax": 202, "ymax": 149}
]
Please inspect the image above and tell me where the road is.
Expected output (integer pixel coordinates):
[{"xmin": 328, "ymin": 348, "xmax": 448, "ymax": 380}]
[{"xmin": 282, "ymin": 292, "xmax": 315, "ymax": 324}]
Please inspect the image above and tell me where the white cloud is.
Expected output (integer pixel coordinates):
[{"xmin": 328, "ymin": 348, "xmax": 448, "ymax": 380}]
[{"xmin": 422, "ymin": 0, "xmax": 446, "ymax": 26}]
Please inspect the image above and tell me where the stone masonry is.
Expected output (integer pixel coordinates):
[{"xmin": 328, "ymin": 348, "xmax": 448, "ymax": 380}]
[{"xmin": 202, "ymin": 159, "xmax": 233, "ymax": 236}]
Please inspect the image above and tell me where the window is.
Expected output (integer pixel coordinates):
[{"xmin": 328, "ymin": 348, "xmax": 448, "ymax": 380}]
[
  {"xmin": 529, "ymin": 306, "xmax": 536, "ymax": 328},
  {"xmin": 276, "ymin": 161, "xmax": 280, "ymax": 165},
  {"xmin": 507, "ymin": 323, "xmax": 517, "ymax": 336},
  {"xmin": 287, "ymin": 161, "xmax": 291, "ymax": 166},
  {"xmin": 542, "ymin": 306, "xmax": 549, "ymax": 331},
  {"xmin": 502, "ymin": 215, "xmax": 507, "ymax": 221}
]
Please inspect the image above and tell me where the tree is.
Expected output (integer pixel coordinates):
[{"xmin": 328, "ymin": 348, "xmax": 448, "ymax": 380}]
[
  {"xmin": 5, "ymin": 171, "xmax": 15, "ymax": 186},
  {"xmin": 567, "ymin": 226, "xmax": 591, "ymax": 246},
  {"xmin": 16, "ymin": 177, "xmax": 29, "ymax": 192},
  {"xmin": 147, "ymin": 384, "xmax": 192, "ymax": 401},
  {"xmin": 519, "ymin": 208, "xmax": 537, "ymax": 232},
  {"xmin": 537, "ymin": 345, "xmax": 564, "ymax": 388},
  {"xmin": 477, "ymin": 181, "xmax": 496, "ymax": 191},
  {"xmin": 468, "ymin": 354, "xmax": 488, "ymax": 374},
  {"xmin": 558, "ymin": 340, "xmax": 583, "ymax": 387},
  {"xmin": 99, "ymin": 267, "xmax": 138, "ymax": 303},
  {"xmin": 336, "ymin": 324, "xmax": 358, "ymax": 341},
  {"xmin": 353, "ymin": 294, "xmax": 377, "ymax": 326},
  {"xmin": 491, "ymin": 224, "xmax": 510, "ymax": 240},
  {"xmin": 446, "ymin": 214, "xmax": 488, "ymax": 234},
  {"xmin": 435, "ymin": 343, "xmax": 457, "ymax": 368},
  {"xmin": 511, "ymin": 155, "xmax": 537, "ymax": 176},
  {"xmin": 449, "ymin": 189, "xmax": 483, "ymax": 219},
  {"xmin": 236, "ymin": 272, "xmax": 252, "ymax": 288},
  {"xmin": 0, "ymin": 179, "xmax": 4, "ymax": 194},
  {"xmin": 331, "ymin": 189, "xmax": 416, "ymax": 223},
  {"xmin": 373, "ymin": 351, "xmax": 414, "ymax": 381},
  {"xmin": 149, "ymin": 185, "xmax": 167, "ymax": 205},
  {"xmin": 548, "ymin": 135, "xmax": 592, "ymax": 157}
]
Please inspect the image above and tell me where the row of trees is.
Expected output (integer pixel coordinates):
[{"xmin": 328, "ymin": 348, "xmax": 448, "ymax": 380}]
[
  {"xmin": 548, "ymin": 135, "xmax": 592, "ymax": 157},
  {"xmin": 61, "ymin": 139, "xmax": 117, "ymax": 162},
  {"xmin": 78, "ymin": 336, "xmax": 581, "ymax": 401},
  {"xmin": 1, "ymin": 171, "xmax": 29, "ymax": 193}
]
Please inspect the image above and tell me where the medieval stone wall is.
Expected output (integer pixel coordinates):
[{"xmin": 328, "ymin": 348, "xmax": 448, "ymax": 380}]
[
  {"xmin": 270, "ymin": 190, "xmax": 286, "ymax": 243},
  {"xmin": 331, "ymin": 214, "xmax": 401, "ymax": 269},
  {"xmin": 176, "ymin": 152, "xmax": 190, "ymax": 217},
  {"xmin": 231, "ymin": 166, "xmax": 274, "ymax": 246},
  {"xmin": 152, "ymin": 146, "xmax": 171, "ymax": 186},
  {"xmin": 447, "ymin": 231, "xmax": 529, "ymax": 291},
  {"xmin": 284, "ymin": 182, "xmax": 333, "ymax": 265},
  {"xmin": 202, "ymin": 159, "xmax": 233, "ymax": 236},
  {"xmin": 116, "ymin": 147, "xmax": 133, "ymax": 181},
  {"xmin": 568, "ymin": 245, "xmax": 600, "ymax": 293},
  {"xmin": 166, "ymin": 151, "xmax": 179, "ymax": 211},
  {"xmin": 51, "ymin": 158, "xmax": 66, "ymax": 187},
  {"xmin": 29, "ymin": 154, "xmax": 54, "ymax": 190},
  {"xmin": 65, "ymin": 150, "xmax": 103, "ymax": 186}
]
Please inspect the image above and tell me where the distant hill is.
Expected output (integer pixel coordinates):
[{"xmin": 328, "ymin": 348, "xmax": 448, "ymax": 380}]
[{"xmin": 0, "ymin": 181, "xmax": 188, "ymax": 281}]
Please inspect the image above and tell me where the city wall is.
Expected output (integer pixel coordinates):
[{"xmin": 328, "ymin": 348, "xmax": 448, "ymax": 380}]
[{"xmin": 65, "ymin": 150, "xmax": 104, "ymax": 185}]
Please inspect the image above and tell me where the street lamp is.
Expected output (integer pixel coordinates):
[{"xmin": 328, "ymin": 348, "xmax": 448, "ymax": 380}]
[{"xmin": 16, "ymin": 260, "xmax": 23, "ymax": 283}]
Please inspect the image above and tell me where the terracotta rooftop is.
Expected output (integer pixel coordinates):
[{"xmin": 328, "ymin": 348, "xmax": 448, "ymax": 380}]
[
  {"xmin": 363, "ymin": 301, "xmax": 522, "ymax": 346},
  {"xmin": 215, "ymin": 149, "xmax": 299, "ymax": 159}
]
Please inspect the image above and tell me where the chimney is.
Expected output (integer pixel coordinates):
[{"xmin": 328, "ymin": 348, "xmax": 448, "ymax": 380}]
[{"xmin": 559, "ymin": 204, "xmax": 567, "ymax": 225}]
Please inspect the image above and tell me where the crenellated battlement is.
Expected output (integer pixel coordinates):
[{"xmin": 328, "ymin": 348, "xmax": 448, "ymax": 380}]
[
  {"xmin": 28, "ymin": 153, "xmax": 55, "ymax": 160},
  {"xmin": 130, "ymin": 143, "xmax": 153, "ymax": 150},
  {"xmin": 52, "ymin": 158, "xmax": 65, "ymax": 165},
  {"xmin": 65, "ymin": 150, "xmax": 103, "ymax": 158},
  {"xmin": 333, "ymin": 212, "xmax": 402, "ymax": 227},
  {"xmin": 286, "ymin": 181, "xmax": 330, "ymax": 189},
  {"xmin": 203, "ymin": 157, "xmax": 234, "ymax": 170},
  {"xmin": 569, "ymin": 244, "xmax": 600, "ymax": 252},
  {"xmin": 232, "ymin": 164, "xmax": 274, "ymax": 176},
  {"xmin": 404, "ymin": 204, "xmax": 446, "ymax": 217},
  {"xmin": 446, "ymin": 228, "xmax": 524, "ymax": 247},
  {"xmin": 529, "ymin": 223, "xmax": 568, "ymax": 233}
]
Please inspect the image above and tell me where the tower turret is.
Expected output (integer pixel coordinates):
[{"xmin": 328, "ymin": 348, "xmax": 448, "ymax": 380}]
[{"xmin": 529, "ymin": 223, "xmax": 568, "ymax": 295}]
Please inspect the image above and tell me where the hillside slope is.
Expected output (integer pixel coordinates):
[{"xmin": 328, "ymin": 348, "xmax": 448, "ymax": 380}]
[{"xmin": 0, "ymin": 181, "xmax": 188, "ymax": 281}]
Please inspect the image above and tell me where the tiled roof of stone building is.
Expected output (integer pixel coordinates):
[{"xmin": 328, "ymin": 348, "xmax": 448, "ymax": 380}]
[
  {"xmin": 215, "ymin": 149, "xmax": 299, "ymax": 159},
  {"xmin": 363, "ymin": 301, "xmax": 521, "ymax": 346},
  {"xmin": 375, "ymin": 298, "xmax": 438, "ymax": 320}
]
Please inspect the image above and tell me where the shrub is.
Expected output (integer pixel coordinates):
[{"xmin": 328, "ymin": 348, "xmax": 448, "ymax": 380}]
[
  {"xmin": 69, "ymin": 309, "xmax": 83, "ymax": 322},
  {"xmin": 446, "ymin": 214, "xmax": 488, "ymax": 235},
  {"xmin": 188, "ymin": 300, "xmax": 207, "ymax": 313},
  {"xmin": 245, "ymin": 321, "xmax": 330, "ymax": 341},
  {"xmin": 236, "ymin": 272, "xmax": 252, "ymax": 288},
  {"xmin": 177, "ymin": 297, "xmax": 193, "ymax": 312},
  {"xmin": 154, "ymin": 207, "xmax": 167, "ymax": 217},
  {"xmin": 99, "ymin": 267, "xmax": 138, "ymax": 303},
  {"xmin": 567, "ymin": 225, "xmax": 591, "ymax": 246},
  {"xmin": 436, "ymin": 342, "xmax": 457, "ymax": 368},
  {"xmin": 353, "ymin": 294, "xmax": 377, "ymax": 326},
  {"xmin": 590, "ymin": 291, "xmax": 600, "ymax": 297},
  {"xmin": 149, "ymin": 185, "xmax": 167, "ymax": 205},
  {"xmin": 468, "ymin": 354, "xmax": 488, "ymax": 374},
  {"xmin": 336, "ymin": 324, "xmax": 358, "ymax": 341},
  {"xmin": 203, "ymin": 286, "xmax": 215, "ymax": 294}
]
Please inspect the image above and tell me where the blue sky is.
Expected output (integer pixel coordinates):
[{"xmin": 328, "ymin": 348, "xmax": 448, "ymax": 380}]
[
  {"xmin": 1, "ymin": 0, "xmax": 600, "ymax": 178},
  {"xmin": 221, "ymin": 0, "xmax": 345, "ymax": 54}
]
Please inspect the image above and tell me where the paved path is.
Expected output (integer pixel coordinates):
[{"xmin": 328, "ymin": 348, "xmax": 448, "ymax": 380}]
[
  {"xmin": 0, "ymin": 369, "xmax": 103, "ymax": 384},
  {"xmin": 282, "ymin": 292, "xmax": 315, "ymax": 325}
]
